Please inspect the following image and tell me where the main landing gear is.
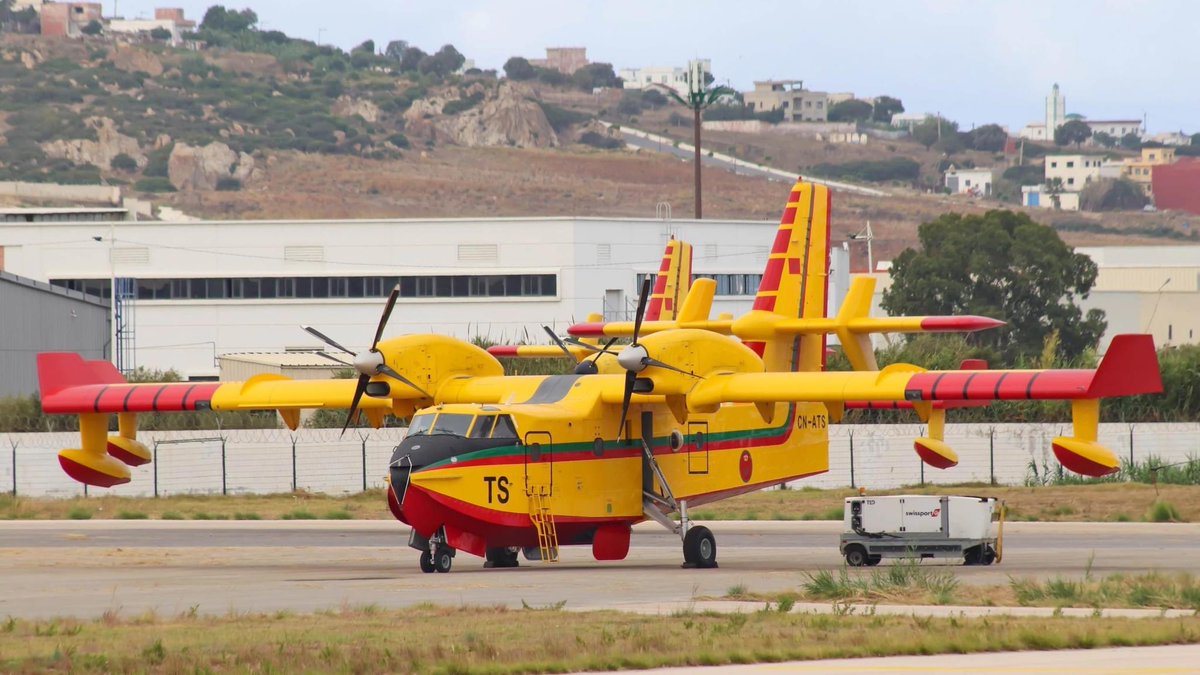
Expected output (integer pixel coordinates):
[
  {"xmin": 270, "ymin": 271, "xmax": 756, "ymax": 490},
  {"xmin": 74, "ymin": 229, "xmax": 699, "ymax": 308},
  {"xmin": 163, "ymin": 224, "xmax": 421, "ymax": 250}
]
[
  {"xmin": 682, "ymin": 523, "xmax": 717, "ymax": 569},
  {"xmin": 484, "ymin": 546, "xmax": 520, "ymax": 568},
  {"xmin": 638, "ymin": 437, "xmax": 718, "ymax": 569}
]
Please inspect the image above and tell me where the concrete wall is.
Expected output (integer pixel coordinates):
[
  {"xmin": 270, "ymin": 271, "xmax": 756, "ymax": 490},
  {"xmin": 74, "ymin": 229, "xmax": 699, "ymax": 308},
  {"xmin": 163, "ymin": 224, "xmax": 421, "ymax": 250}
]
[
  {"xmin": 0, "ymin": 272, "xmax": 109, "ymax": 397},
  {"xmin": 4, "ymin": 423, "xmax": 1196, "ymax": 498},
  {"xmin": 0, "ymin": 181, "xmax": 120, "ymax": 205}
]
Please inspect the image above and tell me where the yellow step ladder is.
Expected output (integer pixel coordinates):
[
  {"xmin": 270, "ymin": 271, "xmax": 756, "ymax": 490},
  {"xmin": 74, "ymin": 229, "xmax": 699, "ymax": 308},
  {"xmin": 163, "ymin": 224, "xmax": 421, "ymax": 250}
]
[{"xmin": 528, "ymin": 486, "xmax": 559, "ymax": 563}]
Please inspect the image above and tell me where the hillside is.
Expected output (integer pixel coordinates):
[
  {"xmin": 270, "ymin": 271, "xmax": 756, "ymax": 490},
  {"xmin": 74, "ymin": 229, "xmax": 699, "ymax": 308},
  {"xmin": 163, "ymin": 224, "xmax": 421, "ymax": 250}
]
[{"xmin": 0, "ymin": 31, "xmax": 1193, "ymax": 266}]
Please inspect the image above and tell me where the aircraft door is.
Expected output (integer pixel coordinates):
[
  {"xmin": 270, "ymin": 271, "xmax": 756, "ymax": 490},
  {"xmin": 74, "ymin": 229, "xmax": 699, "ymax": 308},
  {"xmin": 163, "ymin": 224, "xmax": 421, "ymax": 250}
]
[
  {"xmin": 687, "ymin": 422, "xmax": 709, "ymax": 474},
  {"xmin": 523, "ymin": 431, "xmax": 553, "ymax": 495}
]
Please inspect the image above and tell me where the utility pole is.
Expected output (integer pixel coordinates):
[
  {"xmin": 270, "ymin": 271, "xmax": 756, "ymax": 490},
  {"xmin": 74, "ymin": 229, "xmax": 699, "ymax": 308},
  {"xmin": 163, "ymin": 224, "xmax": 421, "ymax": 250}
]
[{"xmin": 668, "ymin": 60, "xmax": 734, "ymax": 221}]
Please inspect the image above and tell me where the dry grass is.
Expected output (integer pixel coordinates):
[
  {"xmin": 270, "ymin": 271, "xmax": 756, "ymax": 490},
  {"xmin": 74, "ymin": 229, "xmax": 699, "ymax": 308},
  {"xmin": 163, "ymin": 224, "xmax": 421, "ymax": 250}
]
[
  {"xmin": 732, "ymin": 563, "xmax": 1200, "ymax": 612},
  {"xmin": 692, "ymin": 482, "xmax": 1200, "ymax": 523},
  {"xmin": 1, "ymin": 604, "xmax": 1197, "ymax": 673},
  {"xmin": 4, "ymin": 483, "xmax": 1197, "ymax": 522}
]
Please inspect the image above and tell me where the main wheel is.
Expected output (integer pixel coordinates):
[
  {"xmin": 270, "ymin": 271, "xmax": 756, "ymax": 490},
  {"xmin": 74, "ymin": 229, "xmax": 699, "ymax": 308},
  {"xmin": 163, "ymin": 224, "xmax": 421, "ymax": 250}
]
[
  {"xmin": 963, "ymin": 546, "xmax": 983, "ymax": 566},
  {"xmin": 419, "ymin": 551, "xmax": 435, "ymax": 573},
  {"xmin": 866, "ymin": 555, "xmax": 882, "ymax": 567},
  {"xmin": 844, "ymin": 545, "xmax": 868, "ymax": 567},
  {"xmin": 484, "ymin": 547, "xmax": 520, "ymax": 568},
  {"xmin": 433, "ymin": 548, "xmax": 453, "ymax": 573},
  {"xmin": 682, "ymin": 526, "xmax": 718, "ymax": 568},
  {"xmin": 982, "ymin": 545, "xmax": 997, "ymax": 566}
]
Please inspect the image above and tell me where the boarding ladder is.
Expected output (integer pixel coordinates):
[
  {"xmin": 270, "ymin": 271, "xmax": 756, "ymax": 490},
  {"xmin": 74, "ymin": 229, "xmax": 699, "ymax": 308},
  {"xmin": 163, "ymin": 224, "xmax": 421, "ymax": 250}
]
[{"xmin": 528, "ymin": 485, "xmax": 559, "ymax": 563}]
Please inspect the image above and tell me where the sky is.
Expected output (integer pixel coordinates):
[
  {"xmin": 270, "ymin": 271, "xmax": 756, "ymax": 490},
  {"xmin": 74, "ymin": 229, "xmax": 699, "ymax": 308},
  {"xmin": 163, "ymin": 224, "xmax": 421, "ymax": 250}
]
[{"xmin": 107, "ymin": 0, "xmax": 1198, "ymax": 134}]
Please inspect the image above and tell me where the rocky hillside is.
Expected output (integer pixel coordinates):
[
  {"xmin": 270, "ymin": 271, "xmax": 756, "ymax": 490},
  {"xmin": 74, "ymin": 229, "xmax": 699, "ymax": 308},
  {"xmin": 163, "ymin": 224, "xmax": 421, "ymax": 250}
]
[{"xmin": 0, "ymin": 33, "xmax": 615, "ymax": 195}]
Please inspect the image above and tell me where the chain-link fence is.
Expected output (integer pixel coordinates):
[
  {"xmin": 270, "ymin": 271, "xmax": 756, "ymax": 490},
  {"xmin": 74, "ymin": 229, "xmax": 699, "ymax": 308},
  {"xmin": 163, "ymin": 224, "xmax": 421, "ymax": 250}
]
[{"xmin": 4, "ymin": 424, "xmax": 1198, "ymax": 497}]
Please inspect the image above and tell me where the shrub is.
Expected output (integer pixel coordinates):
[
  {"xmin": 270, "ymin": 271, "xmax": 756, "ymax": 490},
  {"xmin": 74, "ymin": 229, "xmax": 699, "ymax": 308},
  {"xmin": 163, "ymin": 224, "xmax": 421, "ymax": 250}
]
[
  {"xmin": 579, "ymin": 131, "xmax": 622, "ymax": 150},
  {"xmin": 215, "ymin": 177, "xmax": 242, "ymax": 191},
  {"xmin": 109, "ymin": 153, "xmax": 138, "ymax": 172},
  {"xmin": 442, "ymin": 91, "xmax": 484, "ymax": 115},
  {"xmin": 149, "ymin": 26, "xmax": 173, "ymax": 41},
  {"xmin": 537, "ymin": 102, "xmax": 589, "ymax": 133},
  {"xmin": 134, "ymin": 177, "xmax": 176, "ymax": 192},
  {"xmin": 387, "ymin": 132, "xmax": 410, "ymax": 149},
  {"xmin": 811, "ymin": 157, "xmax": 920, "ymax": 182}
]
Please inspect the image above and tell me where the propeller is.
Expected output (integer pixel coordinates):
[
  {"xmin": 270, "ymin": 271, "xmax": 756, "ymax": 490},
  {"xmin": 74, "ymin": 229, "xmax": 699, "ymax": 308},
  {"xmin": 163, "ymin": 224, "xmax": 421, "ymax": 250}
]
[
  {"xmin": 614, "ymin": 278, "xmax": 701, "ymax": 440},
  {"xmin": 542, "ymin": 325, "xmax": 574, "ymax": 359},
  {"xmin": 302, "ymin": 284, "xmax": 430, "ymax": 436}
]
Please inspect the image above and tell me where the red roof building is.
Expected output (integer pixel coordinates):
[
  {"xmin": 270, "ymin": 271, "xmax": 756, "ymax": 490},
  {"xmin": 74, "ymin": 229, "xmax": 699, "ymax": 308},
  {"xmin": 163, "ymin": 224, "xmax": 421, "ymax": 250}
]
[{"xmin": 1151, "ymin": 159, "xmax": 1200, "ymax": 215}]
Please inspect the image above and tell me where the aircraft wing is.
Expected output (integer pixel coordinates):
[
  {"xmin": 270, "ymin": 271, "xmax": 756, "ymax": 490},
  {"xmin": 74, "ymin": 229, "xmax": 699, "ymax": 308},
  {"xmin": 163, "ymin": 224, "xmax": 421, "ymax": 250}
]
[{"xmin": 685, "ymin": 334, "xmax": 1161, "ymax": 477}]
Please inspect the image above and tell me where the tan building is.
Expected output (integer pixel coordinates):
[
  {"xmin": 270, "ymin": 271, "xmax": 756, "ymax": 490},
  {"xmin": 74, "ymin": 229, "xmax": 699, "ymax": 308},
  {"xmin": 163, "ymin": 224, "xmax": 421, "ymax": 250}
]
[
  {"xmin": 1123, "ymin": 147, "xmax": 1177, "ymax": 194},
  {"xmin": 1045, "ymin": 154, "xmax": 1104, "ymax": 191},
  {"xmin": 39, "ymin": 2, "xmax": 101, "ymax": 37},
  {"xmin": 743, "ymin": 80, "xmax": 829, "ymax": 122},
  {"xmin": 529, "ymin": 47, "xmax": 588, "ymax": 75}
]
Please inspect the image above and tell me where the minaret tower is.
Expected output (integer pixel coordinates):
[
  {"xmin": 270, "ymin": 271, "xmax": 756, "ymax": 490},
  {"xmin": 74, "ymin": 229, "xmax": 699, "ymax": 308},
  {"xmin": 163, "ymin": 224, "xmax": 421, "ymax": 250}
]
[{"xmin": 1045, "ymin": 83, "xmax": 1066, "ymax": 137}]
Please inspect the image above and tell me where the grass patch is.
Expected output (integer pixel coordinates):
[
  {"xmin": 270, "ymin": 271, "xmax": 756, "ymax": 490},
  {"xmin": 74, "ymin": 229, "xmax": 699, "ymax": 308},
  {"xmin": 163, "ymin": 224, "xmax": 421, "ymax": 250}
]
[
  {"xmin": 799, "ymin": 559, "xmax": 961, "ymax": 605},
  {"xmin": 116, "ymin": 511, "xmax": 149, "ymax": 520},
  {"xmin": 322, "ymin": 510, "xmax": 352, "ymax": 520},
  {"xmin": 1147, "ymin": 500, "xmax": 1183, "ymax": 522},
  {"xmin": 160, "ymin": 511, "xmax": 184, "ymax": 520},
  {"xmin": 233, "ymin": 512, "xmax": 261, "ymax": 520},
  {"xmin": 0, "ymin": 605, "xmax": 1197, "ymax": 672},
  {"xmin": 0, "ymin": 490, "xmax": 390, "ymax": 521},
  {"xmin": 66, "ymin": 507, "xmax": 92, "ymax": 520},
  {"xmin": 282, "ymin": 510, "xmax": 317, "ymax": 520}
]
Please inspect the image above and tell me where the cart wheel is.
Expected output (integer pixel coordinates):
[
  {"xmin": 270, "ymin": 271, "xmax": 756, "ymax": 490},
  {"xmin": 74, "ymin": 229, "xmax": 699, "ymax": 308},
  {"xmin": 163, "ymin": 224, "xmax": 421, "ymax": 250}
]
[
  {"xmin": 683, "ymin": 526, "xmax": 718, "ymax": 568},
  {"xmin": 983, "ymin": 545, "xmax": 997, "ymax": 566},
  {"xmin": 866, "ymin": 555, "xmax": 882, "ymax": 566},
  {"xmin": 433, "ymin": 547, "xmax": 454, "ymax": 573},
  {"xmin": 844, "ymin": 545, "xmax": 868, "ymax": 567},
  {"xmin": 419, "ymin": 551, "xmax": 435, "ymax": 573},
  {"xmin": 963, "ymin": 546, "xmax": 983, "ymax": 566}
]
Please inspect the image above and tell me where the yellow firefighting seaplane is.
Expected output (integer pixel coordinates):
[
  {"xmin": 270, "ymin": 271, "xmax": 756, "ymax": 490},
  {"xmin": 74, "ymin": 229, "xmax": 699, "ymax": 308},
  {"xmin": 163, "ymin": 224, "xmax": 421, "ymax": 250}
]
[{"xmin": 37, "ymin": 179, "xmax": 1162, "ymax": 574}]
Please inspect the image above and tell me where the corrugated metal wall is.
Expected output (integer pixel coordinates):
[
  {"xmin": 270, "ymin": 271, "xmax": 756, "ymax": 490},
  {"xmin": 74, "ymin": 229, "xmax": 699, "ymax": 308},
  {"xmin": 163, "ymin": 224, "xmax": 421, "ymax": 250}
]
[{"xmin": 0, "ymin": 274, "xmax": 109, "ymax": 397}]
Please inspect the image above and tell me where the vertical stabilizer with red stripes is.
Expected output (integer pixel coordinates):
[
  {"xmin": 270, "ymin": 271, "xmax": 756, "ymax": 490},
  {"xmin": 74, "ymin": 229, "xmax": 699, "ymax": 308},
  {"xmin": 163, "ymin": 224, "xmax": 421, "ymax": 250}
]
[
  {"xmin": 646, "ymin": 238, "xmax": 693, "ymax": 322},
  {"xmin": 748, "ymin": 179, "xmax": 832, "ymax": 372}
]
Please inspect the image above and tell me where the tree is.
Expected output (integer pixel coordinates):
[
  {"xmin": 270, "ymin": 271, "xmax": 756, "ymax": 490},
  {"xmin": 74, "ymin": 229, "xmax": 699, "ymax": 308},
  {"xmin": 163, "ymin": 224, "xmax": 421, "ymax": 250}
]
[
  {"xmin": 827, "ymin": 99, "xmax": 873, "ymax": 122},
  {"xmin": 966, "ymin": 124, "xmax": 1008, "ymax": 152},
  {"xmin": 1080, "ymin": 178, "xmax": 1149, "ymax": 212},
  {"xmin": 200, "ymin": 6, "xmax": 257, "ymax": 33},
  {"xmin": 429, "ymin": 44, "xmax": 465, "ymax": 75},
  {"xmin": 80, "ymin": 19, "xmax": 102, "ymax": 35},
  {"xmin": 911, "ymin": 116, "xmax": 957, "ymax": 149},
  {"xmin": 1119, "ymin": 132, "xmax": 1142, "ymax": 150},
  {"xmin": 872, "ymin": 95, "xmax": 904, "ymax": 123},
  {"xmin": 399, "ymin": 46, "xmax": 426, "ymax": 72},
  {"xmin": 1054, "ymin": 119, "xmax": 1092, "ymax": 148},
  {"xmin": 1192, "ymin": 132, "xmax": 1200, "ymax": 147},
  {"xmin": 149, "ymin": 26, "xmax": 172, "ymax": 40},
  {"xmin": 882, "ymin": 210, "xmax": 1106, "ymax": 363},
  {"xmin": 503, "ymin": 56, "xmax": 535, "ymax": 80},
  {"xmin": 1093, "ymin": 131, "xmax": 1116, "ymax": 148},
  {"xmin": 572, "ymin": 62, "xmax": 620, "ymax": 91},
  {"xmin": 352, "ymin": 39, "xmax": 375, "ymax": 54},
  {"xmin": 384, "ymin": 40, "xmax": 408, "ymax": 61}
]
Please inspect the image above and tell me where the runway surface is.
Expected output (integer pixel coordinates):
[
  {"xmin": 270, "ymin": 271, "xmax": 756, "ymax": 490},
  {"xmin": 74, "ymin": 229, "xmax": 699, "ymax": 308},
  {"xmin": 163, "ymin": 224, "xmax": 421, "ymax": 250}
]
[{"xmin": 1, "ymin": 520, "xmax": 1197, "ymax": 619}]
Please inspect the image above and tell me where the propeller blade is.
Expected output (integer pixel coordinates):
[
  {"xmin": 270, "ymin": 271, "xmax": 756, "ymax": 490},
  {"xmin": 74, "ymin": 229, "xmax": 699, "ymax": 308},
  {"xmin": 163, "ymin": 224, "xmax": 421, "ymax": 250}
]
[
  {"xmin": 644, "ymin": 357, "xmax": 702, "ymax": 378},
  {"xmin": 617, "ymin": 369, "xmax": 636, "ymax": 440},
  {"xmin": 302, "ymin": 325, "xmax": 356, "ymax": 356},
  {"xmin": 588, "ymin": 337, "xmax": 620, "ymax": 365},
  {"xmin": 542, "ymin": 325, "xmax": 574, "ymax": 359},
  {"xmin": 314, "ymin": 351, "xmax": 353, "ymax": 367},
  {"xmin": 632, "ymin": 277, "xmax": 652, "ymax": 343},
  {"xmin": 563, "ymin": 336, "xmax": 604, "ymax": 353},
  {"xmin": 377, "ymin": 363, "xmax": 431, "ymax": 398},
  {"xmin": 371, "ymin": 284, "xmax": 401, "ymax": 350},
  {"xmin": 341, "ymin": 373, "xmax": 370, "ymax": 437}
]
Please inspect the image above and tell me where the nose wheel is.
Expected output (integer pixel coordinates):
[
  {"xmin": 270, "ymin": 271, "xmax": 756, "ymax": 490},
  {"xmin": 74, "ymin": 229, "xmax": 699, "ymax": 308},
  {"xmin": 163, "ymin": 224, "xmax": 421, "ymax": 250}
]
[{"xmin": 420, "ymin": 546, "xmax": 454, "ymax": 573}]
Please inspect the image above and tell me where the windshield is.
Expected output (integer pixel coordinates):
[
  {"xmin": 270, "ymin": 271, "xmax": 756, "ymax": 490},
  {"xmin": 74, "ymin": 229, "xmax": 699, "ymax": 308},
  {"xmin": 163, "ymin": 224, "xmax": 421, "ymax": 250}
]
[
  {"xmin": 431, "ymin": 413, "xmax": 474, "ymax": 437},
  {"xmin": 492, "ymin": 415, "xmax": 518, "ymax": 439},
  {"xmin": 470, "ymin": 415, "xmax": 496, "ymax": 439},
  {"xmin": 407, "ymin": 414, "xmax": 435, "ymax": 436}
]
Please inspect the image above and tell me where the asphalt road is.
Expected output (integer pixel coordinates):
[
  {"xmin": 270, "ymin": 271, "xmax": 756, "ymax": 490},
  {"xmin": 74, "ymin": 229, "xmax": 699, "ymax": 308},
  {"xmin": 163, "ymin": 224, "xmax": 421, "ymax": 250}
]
[{"xmin": 2, "ymin": 520, "xmax": 1196, "ymax": 620}]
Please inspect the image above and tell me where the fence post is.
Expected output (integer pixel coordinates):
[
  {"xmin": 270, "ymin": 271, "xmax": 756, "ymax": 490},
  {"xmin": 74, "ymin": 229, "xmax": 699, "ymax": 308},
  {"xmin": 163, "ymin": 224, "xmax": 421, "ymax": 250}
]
[
  {"xmin": 989, "ymin": 428, "xmax": 996, "ymax": 486},
  {"xmin": 153, "ymin": 441, "xmax": 159, "ymax": 498},
  {"xmin": 361, "ymin": 437, "xmax": 368, "ymax": 493},
  {"xmin": 291, "ymin": 437, "xmax": 297, "ymax": 492},
  {"xmin": 848, "ymin": 431, "xmax": 856, "ymax": 489},
  {"xmin": 11, "ymin": 441, "xmax": 17, "ymax": 496},
  {"xmin": 221, "ymin": 438, "xmax": 227, "ymax": 496},
  {"xmin": 1129, "ymin": 424, "xmax": 1135, "ymax": 467},
  {"xmin": 920, "ymin": 456, "xmax": 925, "ymax": 486}
]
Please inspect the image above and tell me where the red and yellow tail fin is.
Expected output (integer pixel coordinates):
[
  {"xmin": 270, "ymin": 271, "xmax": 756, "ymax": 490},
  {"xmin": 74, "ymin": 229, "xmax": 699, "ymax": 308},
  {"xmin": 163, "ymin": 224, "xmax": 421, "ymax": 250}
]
[
  {"xmin": 646, "ymin": 238, "xmax": 693, "ymax": 322},
  {"xmin": 744, "ymin": 179, "xmax": 832, "ymax": 372}
]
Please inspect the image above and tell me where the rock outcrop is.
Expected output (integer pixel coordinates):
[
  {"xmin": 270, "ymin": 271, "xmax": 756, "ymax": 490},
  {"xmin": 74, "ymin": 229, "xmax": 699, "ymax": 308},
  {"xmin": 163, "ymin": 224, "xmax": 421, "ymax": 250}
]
[
  {"xmin": 167, "ymin": 141, "xmax": 256, "ymax": 191},
  {"xmin": 436, "ymin": 84, "xmax": 558, "ymax": 149},
  {"xmin": 41, "ymin": 117, "xmax": 145, "ymax": 169},
  {"xmin": 111, "ymin": 47, "xmax": 164, "ymax": 77},
  {"xmin": 332, "ymin": 96, "xmax": 381, "ymax": 123}
]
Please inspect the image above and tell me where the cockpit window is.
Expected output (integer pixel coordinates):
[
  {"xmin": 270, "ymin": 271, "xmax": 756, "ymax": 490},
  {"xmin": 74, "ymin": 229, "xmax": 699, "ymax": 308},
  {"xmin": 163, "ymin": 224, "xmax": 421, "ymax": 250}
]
[
  {"xmin": 407, "ymin": 414, "xmax": 434, "ymax": 436},
  {"xmin": 470, "ymin": 415, "xmax": 496, "ymax": 439},
  {"xmin": 492, "ymin": 415, "xmax": 518, "ymax": 439},
  {"xmin": 431, "ymin": 413, "xmax": 474, "ymax": 437}
]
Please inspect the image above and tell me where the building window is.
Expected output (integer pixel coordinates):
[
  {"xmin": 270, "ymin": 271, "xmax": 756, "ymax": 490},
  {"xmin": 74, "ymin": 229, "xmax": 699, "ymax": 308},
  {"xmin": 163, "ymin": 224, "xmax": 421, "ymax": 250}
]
[
  {"xmin": 1066, "ymin": 161, "xmax": 1074, "ymax": 168},
  {"xmin": 1067, "ymin": 178, "xmax": 1075, "ymax": 185},
  {"xmin": 693, "ymin": 273, "xmax": 763, "ymax": 296},
  {"xmin": 50, "ymin": 274, "xmax": 560, "ymax": 301},
  {"xmin": 1050, "ymin": 161, "xmax": 1057, "ymax": 168}
]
